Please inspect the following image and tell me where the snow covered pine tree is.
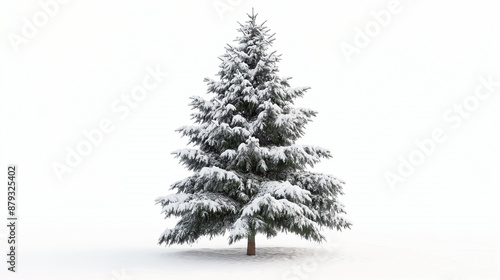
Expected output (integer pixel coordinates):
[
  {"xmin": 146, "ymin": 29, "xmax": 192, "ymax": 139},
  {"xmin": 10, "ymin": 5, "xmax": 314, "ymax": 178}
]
[{"xmin": 156, "ymin": 10, "xmax": 351, "ymax": 256}]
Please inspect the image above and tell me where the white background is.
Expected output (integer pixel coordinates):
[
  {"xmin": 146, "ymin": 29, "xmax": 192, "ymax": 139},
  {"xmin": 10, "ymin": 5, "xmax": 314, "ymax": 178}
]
[{"xmin": 1, "ymin": 0, "xmax": 499, "ymax": 279}]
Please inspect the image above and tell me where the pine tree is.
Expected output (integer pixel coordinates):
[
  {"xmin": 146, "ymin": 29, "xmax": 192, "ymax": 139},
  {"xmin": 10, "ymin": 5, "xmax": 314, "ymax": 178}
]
[{"xmin": 155, "ymin": 10, "xmax": 351, "ymax": 256}]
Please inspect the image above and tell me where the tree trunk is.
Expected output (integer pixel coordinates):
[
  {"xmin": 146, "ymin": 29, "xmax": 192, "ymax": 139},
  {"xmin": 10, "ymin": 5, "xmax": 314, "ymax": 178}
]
[{"xmin": 246, "ymin": 234, "xmax": 256, "ymax": 256}]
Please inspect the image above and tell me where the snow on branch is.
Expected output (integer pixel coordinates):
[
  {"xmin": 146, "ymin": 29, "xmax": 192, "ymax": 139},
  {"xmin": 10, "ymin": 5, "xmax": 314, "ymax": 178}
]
[
  {"xmin": 177, "ymin": 122, "xmax": 251, "ymax": 149},
  {"xmin": 274, "ymin": 107, "xmax": 317, "ymax": 130},
  {"xmin": 172, "ymin": 149, "xmax": 217, "ymax": 170},
  {"xmin": 241, "ymin": 193, "xmax": 302, "ymax": 218},
  {"xmin": 157, "ymin": 192, "xmax": 238, "ymax": 217},
  {"xmin": 286, "ymin": 86, "xmax": 311, "ymax": 99},
  {"xmin": 262, "ymin": 181, "xmax": 311, "ymax": 203},
  {"xmin": 198, "ymin": 166, "xmax": 241, "ymax": 182},
  {"xmin": 262, "ymin": 145, "xmax": 332, "ymax": 168},
  {"xmin": 287, "ymin": 171, "xmax": 345, "ymax": 196}
]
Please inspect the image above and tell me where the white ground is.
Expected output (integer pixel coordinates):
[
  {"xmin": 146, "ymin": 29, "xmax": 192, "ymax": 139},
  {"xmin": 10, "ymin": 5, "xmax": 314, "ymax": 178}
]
[{"xmin": 2, "ymin": 230, "xmax": 498, "ymax": 280}]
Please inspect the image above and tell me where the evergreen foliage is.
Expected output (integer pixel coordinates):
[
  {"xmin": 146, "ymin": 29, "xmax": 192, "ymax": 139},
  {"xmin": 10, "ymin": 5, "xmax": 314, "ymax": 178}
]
[{"xmin": 156, "ymin": 11, "xmax": 351, "ymax": 248}]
